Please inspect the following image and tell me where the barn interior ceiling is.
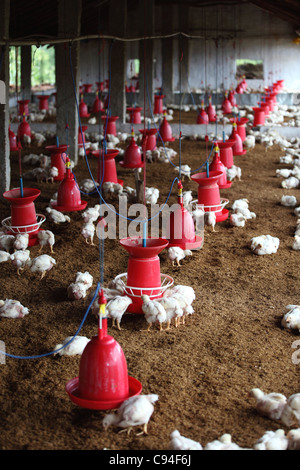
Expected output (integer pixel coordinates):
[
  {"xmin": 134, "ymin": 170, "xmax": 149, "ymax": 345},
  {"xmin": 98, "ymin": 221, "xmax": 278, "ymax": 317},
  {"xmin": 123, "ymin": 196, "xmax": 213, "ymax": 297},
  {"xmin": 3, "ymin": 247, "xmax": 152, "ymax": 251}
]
[{"xmin": 6, "ymin": 0, "xmax": 300, "ymax": 45}]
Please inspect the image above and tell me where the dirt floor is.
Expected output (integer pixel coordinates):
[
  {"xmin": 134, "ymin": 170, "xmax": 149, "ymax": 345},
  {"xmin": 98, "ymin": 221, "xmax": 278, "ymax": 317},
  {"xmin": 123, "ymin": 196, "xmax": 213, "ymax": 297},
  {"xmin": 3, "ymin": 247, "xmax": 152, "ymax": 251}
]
[{"xmin": 0, "ymin": 116, "xmax": 299, "ymax": 451}]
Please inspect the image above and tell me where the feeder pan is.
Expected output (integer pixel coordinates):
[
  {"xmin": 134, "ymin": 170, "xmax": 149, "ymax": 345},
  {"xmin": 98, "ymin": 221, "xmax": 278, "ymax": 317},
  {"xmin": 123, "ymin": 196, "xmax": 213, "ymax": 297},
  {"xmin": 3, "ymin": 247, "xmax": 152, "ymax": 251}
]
[
  {"xmin": 230, "ymin": 125, "xmax": 247, "ymax": 156},
  {"xmin": 9, "ymin": 126, "xmax": 18, "ymax": 152},
  {"xmin": 197, "ymin": 108, "xmax": 209, "ymax": 125},
  {"xmin": 17, "ymin": 116, "xmax": 31, "ymax": 141},
  {"xmin": 139, "ymin": 128, "xmax": 157, "ymax": 151},
  {"xmin": 159, "ymin": 116, "xmax": 175, "ymax": 142},
  {"xmin": 191, "ymin": 171, "xmax": 229, "ymax": 223},
  {"xmin": 206, "ymin": 102, "xmax": 217, "ymax": 122},
  {"xmin": 17, "ymin": 100, "xmax": 30, "ymax": 116},
  {"xmin": 66, "ymin": 317, "xmax": 142, "ymax": 410},
  {"xmin": 154, "ymin": 94, "xmax": 165, "ymax": 115},
  {"xmin": 222, "ymin": 97, "xmax": 232, "ymax": 115},
  {"xmin": 83, "ymin": 83, "xmax": 93, "ymax": 94},
  {"xmin": 127, "ymin": 107, "xmax": 143, "ymax": 124},
  {"xmin": 210, "ymin": 146, "xmax": 232, "ymax": 189},
  {"xmin": 230, "ymin": 117, "xmax": 249, "ymax": 142},
  {"xmin": 252, "ymin": 107, "xmax": 265, "ymax": 127},
  {"xmin": 215, "ymin": 139, "xmax": 235, "ymax": 169},
  {"xmin": 93, "ymin": 148, "xmax": 124, "ymax": 187},
  {"xmin": 101, "ymin": 115, "xmax": 119, "ymax": 137},
  {"xmin": 45, "ymin": 144, "xmax": 68, "ymax": 182},
  {"xmin": 119, "ymin": 135, "xmax": 144, "ymax": 169},
  {"xmin": 117, "ymin": 237, "xmax": 173, "ymax": 314},
  {"xmin": 36, "ymin": 95, "xmax": 50, "ymax": 111},
  {"xmin": 92, "ymin": 95, "xmax": 104, "ymax": 114},
  {"xmin": 78, "ymin": 125, "xmax": 88, "ymax": 145},
  {"xmin": 79, "ymin": 98, "xmax": 90, "ymax": 118},
  {"xmin": 51, "ymin": 158, "xmax": 88, "ymax": 212},
  {"xmin": 2, "ymin": 188, "xmax": 45, "ymax": 246}
]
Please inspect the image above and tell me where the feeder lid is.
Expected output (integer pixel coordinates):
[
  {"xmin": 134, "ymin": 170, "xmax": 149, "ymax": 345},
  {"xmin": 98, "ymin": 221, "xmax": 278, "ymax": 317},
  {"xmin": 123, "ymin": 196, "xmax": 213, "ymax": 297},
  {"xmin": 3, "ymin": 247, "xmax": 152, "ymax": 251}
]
[
  {"xmin": 215, "ymin": 139, "xmax": 235, "ymax": 148},
  {"xmin": 101, "ymin": 115, "xmax": 119, "ymax": 121},
  {"xmin": 3, "ymin": 187, "xmax": 41, "ymax": 202},
  {"xmin": 37, "ymin": 95, "xmax": 50, "ymax": 99},
  {"xmin": 92, "ymin": 149, "xmax": 120, "ymax": 160},
  {"xmin": 127, "ymin": 107, "xmax": 143, "ymax": 112},
  {"xmin": 191, "ymin": 170, "xmax": 223, "ymax": 185},
  {"xmin": 139, "ymin": 128, "xmax": 157, "ymax": 135},
  {"xmin": 46, "ymin": 144, "xmax": 69, "ymax": 154},
  {"xmin": 120, "ymin": 237, "xmax": 169, "ymax": 258}
]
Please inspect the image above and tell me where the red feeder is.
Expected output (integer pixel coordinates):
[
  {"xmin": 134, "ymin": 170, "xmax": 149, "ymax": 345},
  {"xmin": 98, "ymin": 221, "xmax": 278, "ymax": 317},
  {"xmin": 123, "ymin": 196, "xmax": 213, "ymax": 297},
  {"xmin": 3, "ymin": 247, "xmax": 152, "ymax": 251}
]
[
  {"xmin": 259, "ymin": 101, "xmax": 270, "ymax": 117},
  {"xmin": 45, "ymin": 144, "xmax": 68, "ymax": 182},
  {"xmin": 230, "ymin": 117, "xmax": 249, "ymax": 142},
  {"xmin": 229, "ymin": 89, "xmax": 237, "ymax": 106},
  {"xmin": 210, "ymin": 145, "xmax": 232, "ymax": 189},
  {"xmin": 79, "ymin": 97, "xmax": 90, "ymax": 118},
  {"xmin": 206, "ymin": 97, "xmax": 217, "ymax": 122},
  {"xmin": 216, "ymin": 139, "xmax": 235, "ymax": 169},
  {"xmin": 197, "ymin": 101, "xmax": 209, "ymax": 125},
  {"xmin": 252, "ymin": 107, "xmax": 265, "ymax": 127},
  {"xmin": 18, "ymin": 115, "xmax": 31, "ymax": 142},
  {"xmin": 117, "ymin": 237, "xmax": 173, "ymax": 314},
  {"xmin": 94, "ymin": 148, "xmax": 124, "ymax": 187},
  {"xmin": 236, "ymin": 82, "xmax": 244, "ymax": 95},
  {"xmin": 154, "ymin": 94, "xmax": 165, "ymax": 114},
  {"xmin": 78, "ymin": 125, "xmax": 88, "ymax": 145},
  {"xmin": 37, "ymin": 95, "xmax": 50, "ymax": 112},
  {"xmin": 119, "ymin": 132, "xmax": 144, "ymax": 169},
  {"xmin": 127, "ymin": 106, "xmax": 143, "ymax": 124},
  {"xmin": 2, "ymin": 188, "xmax": 45, "ymax": 246},
  {"xmin": 101, "ymin": 115, "xmax": 119, "ymax": 137},
  {"xmin": 51, "ymin": 158, "xmax": 88, "ymax": 212},
  {"xmin": 265, "ymin": 96, "xmax": 275, "ymax": 112},
  {"xmin": 159, "ymin": 115, "xmax": 175, "ymax": 142},
  {"xmin": 17, "ymin": 100, "xmax": 30, "ymax": 116},
  {"xmin": 230, "ymin": 123, "xmax": 247, "ymax": 156},
  {"xmin": 139, "ymin": 128, "xmax": 157, "ymax": 151},
  {"xmin": 83, "ymin": 84, "xmax": 93, "ymax": 94},
  {"xmin": 222, "ymin": 93, "xmax": 232, "ymax": 114},
  {"xmin": 66, "ymin": 315, "xmax": 142, "ymax": 410},
  {"xmin": 96, "ymin": 81, "xmax": 104, "ymax": 92},
  {"xmin": 92, "ymin": 94, "xmax": 104, "ymax": 114},
  {"xmin": 191, "ymin": 171, "xmax": 229, "ymax": 223},
  {"xmin": 9, "ymin": 126, "xmax": 18, "ymax": 152},
  {"xmin": 167, "ymin": 181, "xmax": 203, "ymax": 250}
]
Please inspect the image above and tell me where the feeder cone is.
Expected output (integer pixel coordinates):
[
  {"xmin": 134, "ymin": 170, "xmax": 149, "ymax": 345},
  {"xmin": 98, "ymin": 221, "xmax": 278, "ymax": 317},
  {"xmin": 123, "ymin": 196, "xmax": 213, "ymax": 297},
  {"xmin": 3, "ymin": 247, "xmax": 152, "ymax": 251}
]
[
  {"xmin": 101, "ymin": 115, "xmax": 119, "ymax": 137},
  {"xmin": 17, "ymin": 115, "xmax": 31, "ymax": 142},
  {"xmin": 197, "ymin": 102, "xmax": 209, "ymax": 125},
  {"xmin": 265, "ymin": 96, "xmax": 275, "ymax": 112},
  {"xmin": 210, "ymin": 145, "xmax": 232, "ymax": 189},
  {"xmin": 167, "ymin": 181, "xmax": 203, "ymax": 250},
  {"xmin": 78, "ymin": 125, "xmax": 88, "ymax": 145},
  {"xmin": 92, "ymin": 94, "xmax": 104, "ymax": 114},
  {"xmin": 191, "ymin": 171, "xmax": 229, "ymax": 223},
  {"xmin": 83, "ymin": 83, "xmax": 93, "ymax": 94},
  {"xmin": 120, "ymin": 237, "xmax": 171, "ymax": 314},
  {"xmin": 66, "ymin": 313, "xmax": 142, "ymax": 410},
  {"xmin": 206, "ymin": 97, "xmax": 217, "ymax": 122},
  {"xmin": 229, "ymin": 89, "xmax": 237, "ymax": 107},
  {"xmin": 127, "ymin": 106, "xmax": 143, "ymax": 124},
  {"xmin": 119, "ymin": 131, "xmax": 144, "ymax": 169},
  {"xmin": 9, "ymin": 126, "xmax": 18, "ymax": 152},
  {"xmin": 96, "ymin": 81, "xmax": 104, "ymax": 92},
  {"xmin": 154, "ymin": 94, "xmax": 165, "ymax": 114},
  {"xmin": 2, "ymin": 188, "xmax": 42, "ymax": 246},
  {"xmin": 259, "ymin": 101, "xmax": 270, "ymax": 116},
  {"xmin": 139, "ymin": 128, "xmax": 157, "ymax": 151},
  {"xmin": 241, "ymin": 75, "xmax": 248, "ymax": 92},
  {"xmin": 37, "ymin": 95, "xmax": 50, "ymax": 112},
  {"xmin": 51, "ymin": 158, "xmax": 87, "ymax": 212},
  {"xmin": 229, "ymin": 117, "xmax": 249, "ymax": 142},
  {"xmin": 236, "ymin": 82, "xmax": 244, "ymax": 95},
  {"xmin": 252, "ymin": 107, "xmax": 265, "ymax": 127},
  {"xmin": 215, "ymin": 139, "xmax": 235, "ymax": 169},
  {"xmin": 230, "ymin": 123, "xmax": 247, "ymax": 156},
  {"xmin": 95, "ymin": 148, "xmax": 124, "ymax": 187},
  {"xmin": 79, "ymin": 97, "xmax": 90, "ymax": 118},
  {"xmin": 159, "ymin": 115, "xmax": 175, "ymax": 142},
  {"xmin": 222, "ymin": 93, "xmax": 232, "ymax": 114},
  {"xmin": 17, "ymin": 99, "xmax": 30, "ymax": 116},
  {"xmin": 45, "ymin": 144, "xmax": 68, "ymax": 182}
]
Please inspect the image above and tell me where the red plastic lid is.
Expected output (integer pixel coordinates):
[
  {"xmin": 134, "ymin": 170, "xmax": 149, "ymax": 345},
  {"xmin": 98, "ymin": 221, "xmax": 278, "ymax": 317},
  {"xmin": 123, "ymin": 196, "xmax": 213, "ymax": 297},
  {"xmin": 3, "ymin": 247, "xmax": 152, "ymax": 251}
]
[{"xmin": 120, "ymin": 237, "xmax": 169, "ymax": 258}]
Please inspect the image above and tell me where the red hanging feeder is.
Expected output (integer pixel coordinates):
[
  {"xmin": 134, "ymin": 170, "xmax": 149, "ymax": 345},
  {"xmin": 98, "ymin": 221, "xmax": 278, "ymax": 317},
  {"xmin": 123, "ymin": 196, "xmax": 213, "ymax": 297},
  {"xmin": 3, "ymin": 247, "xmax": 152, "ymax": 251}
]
[
  {"xmin": 51, "ymin": 158, "xmax": 88, "ymax": 212},
  {"xmin": 197, "ymin": 101, "xmax": 209, "ymax": 125},
  {"xmin": 114, "ymin": 237, "xmax": 173, "ymax": 314},
  {"xmin": 36, "ymin": 95, "xmax": 50, "ymax": 112},
  {"xmin": 17, "ymin": 115, "xmax": 31, "ymax": 142},
  {"xmin": 78, "ymin": 125, "xmax": 88, "ymax": 145},
  {"xmin": 79, "ymin": 96, "xmax": 90, "ymax": 118},
  {"xmin": 209, "ymin": 145, "xmax": 232, "ymax": 189},
  {"xmin": 96, "ymin": 81, "xmax": 104, "ymax": 92},
  {"xmin": 206, "ymin": 96, "xmax": 217, "ymax": 122},
  {"xmin": 127, "ymin": 106, "xmax": 143, "ymax": 124},
  {"xmin": 45, "ymin": 144, "xmax": 68, "ymax": 182},
  {"xmin": 17, "ymin": 100, "xmax": 30, "ymax": 116},
  {"xmin": 159, "ymin": 115, "xmax": 175, "ymax": 142},
  {"xmin": 83, "ymin": 84, "xmax": 93, "ymax": 94},
  {"xmin": 139, "ymin": 128, "xmax": 157, "ymax": 151},
  {"xmin": 93, "ymin": 148, "xmax": 124, "ymax": 187},
  {"xmin": 230, "ymin": 123, "xmax": 247, "ymax": 156},
  {"xmin": 167, "ymin": 181, "xmax": 203, "ymax": 250},
  {"xmin": 9, "ymin": 126, "xmax": 18, "ymax": 152},
  {"xmin": 2, "ymin": 188, "xmax": 45, "ymax": 246},
  {"xmin": 66, "ymin": 292, "xmax": 142, "ymax": 410},
  {"xmin": 230, "ymin": 117, "xmax": 249, "ymax": 142},
  {"xmin": 259, "ymin": 101, "xmax": 270, "ymax": 117},
  {"xmin": 252, "ymin": 107, "xmax": 265, "ymax": 127},
  {"xmin": 229, "ymin": 89, "xmax": 237, "ymax": 107},
  {"xmin": 191, "ymin": 171, "xmax": 229, "ymax": 223},
  {"xmin": 154, "ymin": 94, "xmax": 165, "ymax": 115},
  {"xmin": 215, "ymin": 139, "xmax": 235, "ymax": 169},
  {"xmin": 222, "ymin": 92, "xmax": 232, "ymax": 114},
  {"xmin": 101, "ymin": 115, "xmax": 119, "ymax": 137},
  {"xmin": 119, "ymin": 131, "xmax": 144, "ymax": 169},
  {"xmin": 92, "ymin": 94, "xmax": 104, "ymax": 114}
]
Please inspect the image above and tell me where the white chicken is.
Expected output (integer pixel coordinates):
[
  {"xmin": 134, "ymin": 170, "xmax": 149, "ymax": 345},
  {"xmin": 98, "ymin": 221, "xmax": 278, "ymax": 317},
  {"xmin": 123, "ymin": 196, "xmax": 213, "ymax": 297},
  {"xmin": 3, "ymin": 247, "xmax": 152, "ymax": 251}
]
[
  {"xmin": 158, "ymin": 296, "xmax": 183, "ymax": 329},
  {"xmin": 230, "ymin": 213, "xmax": 247, "ymax": 227},
  {"xmin": 281, "ymin": 305, "xmax": 300, "ymax": 332},
  {"xmin": 10, "ymin": 250, "xmax": 31, "ymax": 275},
  {"xmin": 281, "ymin": 195, "xmax": 297, "ymax": 207},
  {"xmin": 167, "ymin": 292, "xmax": 194, "ymax": 325},
  {"xmin": 204, "ymin": 434, "xmax": 244, "ymax": 450},
  {"xmin": 168, "ymin": 247, "xmax": 192, "ymax": 267},
  {"xmin": 13, "ymin": 233, "xmax": 29, "ymax": 251},
  {"xmin": 80, "ymin": 179, "xmax": 98, "ymax": 193},
  {"xmin": 253, "ymin": 429, "xmax": 288, "ymax": 451},
  {"xmin": 276, "ymin": 169, "xmax": 293, "ymax": 178},
  {"xmin": 0, "ymin": 251, "xmax": 11, "ymax": 263},
  {"xmin": 0, "ymin": 234, "xmax": 15, "ymax": 252},
  {"xmin": 0, "ymin": 299, "xmax": 29, "ymax": 318},
  {"xmin": 38, "ymin": 230, "xmax": 55, "ymax": 253},
  {"xmin": 81, "ymin": 205, "xmax": 100, "ymax": 223},
  {"xmin": 182, "ymin": 191, "xmax": 193, "ymax": 208},
  {"xmin": 102, "ymin": 394, "xmax": 159, "ymax": 435},
  {"xmin": 249, "ymin": 388, "xmax": 287, "ymax": 421},
  {"xmin": 204, "ymin": 211, "xmax": 217, "ymax": 231},
  {"xmin": 169, "ymin": 430, "xmax": 203, "ymax": 450},
  {"xmin": 292, "ymin": 236, "xmax": 300, "ymax": 251},
  {"xmin": 105, "ymin": 295, "xmax": 132, "ymax": 330},
  {"xmin": 280, "ymin": 393, "xmax": 300, "ymax": 427},
  {"xmin": 233, "ymin": 206, "xmax": 256, "ymax": 220},
  {"xmin": 46, "ymin": 207, "xmax": 71, "ymax": 224},
  {"xmin": 81, "ymin": 222, "xmax": 96, "ymax": 245},
  {"xmin": 281, "ymin": 176, "xmax": 299, "ymax": 189},
  {"xmin": 27, "ymin": 254, "xmax": 56, "ymax": 279},
  {"xmin": 249, "ymin": 235, "xmax": 280, "ymax": 255},
  {"xmin": 226, "ymin": 165, "xmax": 241, "ymax": 182},
  {"xmin": 141, "ymin": 295, "xmax": 167, "ymax": 331},
  {"xmin": 231, "ymin": 199, "xmax": 249, "ymax": 211},
  {"xmin": 287, "ymin": 429, "xmax": 300, "ymax": 450},
  {"xmin": 243, "ymin": 135, "xmax": 255, "ymax": 150},
  {"xmin": 67, "ymin": 282, "xmax": 88, "ymax": 300},
  {"xmin": 175, "ymin": 165, "xmax": 191, "ymax": 180},
  {"xmin": 145, "ymin": 187, "xmax": 159, "ymax": 205},
  {"xmin": 75, "ymin": 271, "xmax": 93, "ymax": 289},
  {"xmin": 164, "ymin": 285, "xmax": 196, "ymax": 306},
  {"xmin": 53, "ymin": 335, "xmax": 90, "ymax": 356}
]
